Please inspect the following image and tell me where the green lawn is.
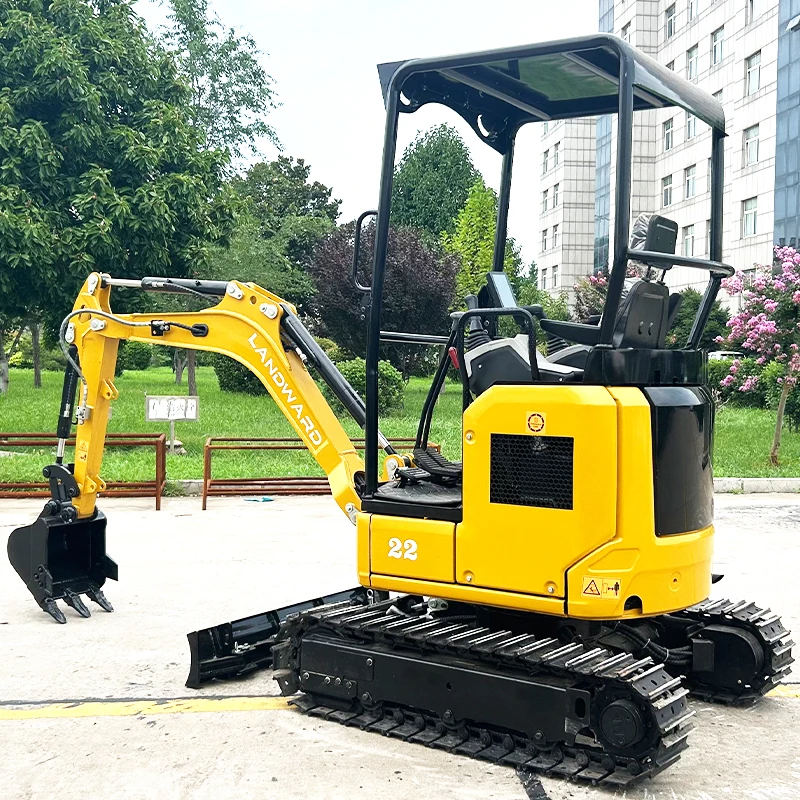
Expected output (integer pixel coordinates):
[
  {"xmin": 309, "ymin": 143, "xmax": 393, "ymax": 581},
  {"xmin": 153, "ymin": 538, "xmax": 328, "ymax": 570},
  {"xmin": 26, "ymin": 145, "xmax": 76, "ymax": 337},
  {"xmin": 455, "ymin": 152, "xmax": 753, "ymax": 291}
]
[{"xmin": 0, "ymin": 367, "xmax": 797, "ymax": 482}]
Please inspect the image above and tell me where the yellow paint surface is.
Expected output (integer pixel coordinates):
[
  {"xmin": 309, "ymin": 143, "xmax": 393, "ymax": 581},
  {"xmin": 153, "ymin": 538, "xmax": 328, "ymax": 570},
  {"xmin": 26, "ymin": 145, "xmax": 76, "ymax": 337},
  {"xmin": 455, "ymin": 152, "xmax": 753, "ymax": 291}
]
[{"xmin": 0, "ymin": 695, "xmax": 291, "ymax": 721}]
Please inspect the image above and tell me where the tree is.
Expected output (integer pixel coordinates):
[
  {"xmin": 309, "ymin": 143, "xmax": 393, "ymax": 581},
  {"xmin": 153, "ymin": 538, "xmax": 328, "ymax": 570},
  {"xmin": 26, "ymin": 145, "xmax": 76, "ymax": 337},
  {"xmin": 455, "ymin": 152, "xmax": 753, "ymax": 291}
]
[
  {"xmin": 442, "ymin": 178, "xmax": 522, "ymax": 302},
  {"xmin": 207, "ymin": 209, "xmax": 328, "ymax": 309},
  {"xmin": 162, "ymin": 0, "xmax": 278, "ymax": 159},
  {"xmin": 664, "ymin": 287, "xmax": 729, "ymax": 350},
  {"xmin": 720, "ymin": 245, "xmax": 800, "ymax": 464},
  {"xmin": 0, "ymin": 0, "xmax": 236, "ymax": 393},
  {"xmin": 235, "ymin": 157, "xmax": 340, "ymax": 235},
  {"xmin": 308, "ymin": 222, "xmax": 458, "ymax": 375},
  {"xmin": 391, "ymin": 125, "xmax": 480, "ymax": 239}
]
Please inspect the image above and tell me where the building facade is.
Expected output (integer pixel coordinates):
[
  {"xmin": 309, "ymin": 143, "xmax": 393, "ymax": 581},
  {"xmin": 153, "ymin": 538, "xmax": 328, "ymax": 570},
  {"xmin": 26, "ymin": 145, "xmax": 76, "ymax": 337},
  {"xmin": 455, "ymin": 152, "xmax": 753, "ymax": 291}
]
[{"xmin": 538, "ymin": 0, "xmax": 800, "ymax": 305}]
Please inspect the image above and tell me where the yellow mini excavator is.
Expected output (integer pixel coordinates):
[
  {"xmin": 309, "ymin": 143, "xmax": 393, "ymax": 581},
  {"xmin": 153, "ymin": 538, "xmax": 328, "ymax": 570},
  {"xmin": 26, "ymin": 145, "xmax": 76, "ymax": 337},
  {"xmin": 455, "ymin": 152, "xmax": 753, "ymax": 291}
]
[{"xmin": 8, "ymin": 35, "xmax": 793, "ymax": 787}]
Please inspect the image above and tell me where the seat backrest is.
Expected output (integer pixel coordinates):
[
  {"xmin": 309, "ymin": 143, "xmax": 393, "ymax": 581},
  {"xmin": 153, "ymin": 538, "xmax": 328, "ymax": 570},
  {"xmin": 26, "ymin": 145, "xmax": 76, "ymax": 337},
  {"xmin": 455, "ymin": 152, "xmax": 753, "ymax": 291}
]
[{"xmin": 611, "ymin": 279, "xmax": 670, "ymax": 348}]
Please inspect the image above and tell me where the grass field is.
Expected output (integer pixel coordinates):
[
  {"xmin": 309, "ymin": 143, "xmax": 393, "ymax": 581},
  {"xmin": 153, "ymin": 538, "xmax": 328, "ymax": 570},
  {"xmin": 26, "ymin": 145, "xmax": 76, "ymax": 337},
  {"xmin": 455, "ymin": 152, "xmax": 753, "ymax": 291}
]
[{"xmin": 0, "ymin": 366, "xmax": 798, "ymax": 483}]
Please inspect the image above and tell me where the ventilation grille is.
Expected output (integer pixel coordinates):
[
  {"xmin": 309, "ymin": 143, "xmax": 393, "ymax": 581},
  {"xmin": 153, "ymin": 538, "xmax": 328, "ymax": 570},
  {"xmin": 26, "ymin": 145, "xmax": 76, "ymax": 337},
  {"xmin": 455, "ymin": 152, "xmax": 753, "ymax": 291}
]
[{"xmin": 490, "ymin": 434, "xmax": 574, "ymax": 510}]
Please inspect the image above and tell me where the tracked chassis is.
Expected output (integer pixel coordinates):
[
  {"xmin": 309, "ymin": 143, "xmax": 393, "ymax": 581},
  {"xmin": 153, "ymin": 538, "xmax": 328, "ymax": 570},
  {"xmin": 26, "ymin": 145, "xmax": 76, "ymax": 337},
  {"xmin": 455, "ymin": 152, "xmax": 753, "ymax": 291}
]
[
  {"xmin": 186, "ymin": 592, "xmax": 792, "ymax": 785},
  {"xmin": 270, "ymin": 597, "xmax": 694, "ymax": 788}
]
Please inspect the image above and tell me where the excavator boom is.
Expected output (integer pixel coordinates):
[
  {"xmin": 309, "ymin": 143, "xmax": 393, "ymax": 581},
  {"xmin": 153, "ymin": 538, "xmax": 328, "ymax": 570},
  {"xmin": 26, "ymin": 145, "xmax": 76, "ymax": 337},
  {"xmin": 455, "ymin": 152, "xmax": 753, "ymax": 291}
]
[{"xmin": 7, "ymin": 273, "xmax": 377, "ymax": 622}]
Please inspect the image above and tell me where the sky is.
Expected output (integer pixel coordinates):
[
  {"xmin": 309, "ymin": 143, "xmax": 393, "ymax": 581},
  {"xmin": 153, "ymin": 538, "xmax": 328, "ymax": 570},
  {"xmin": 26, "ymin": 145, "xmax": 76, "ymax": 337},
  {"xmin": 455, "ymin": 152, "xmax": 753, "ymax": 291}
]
[{"xmin": 136, "ymin": 0, "xmax": 598, "ymax": 267}]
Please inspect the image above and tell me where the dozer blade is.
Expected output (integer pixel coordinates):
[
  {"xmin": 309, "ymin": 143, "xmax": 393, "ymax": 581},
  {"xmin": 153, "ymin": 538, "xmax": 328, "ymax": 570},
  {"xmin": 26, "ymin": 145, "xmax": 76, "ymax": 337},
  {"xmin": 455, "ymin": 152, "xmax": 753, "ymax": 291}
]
[
  {"xmin": 7, "ymin": 503, "xmax": 118, "ymax": 623},
  {"xmin": 185, "ymin": 587, "xmax": 372, "ymax": 688}
]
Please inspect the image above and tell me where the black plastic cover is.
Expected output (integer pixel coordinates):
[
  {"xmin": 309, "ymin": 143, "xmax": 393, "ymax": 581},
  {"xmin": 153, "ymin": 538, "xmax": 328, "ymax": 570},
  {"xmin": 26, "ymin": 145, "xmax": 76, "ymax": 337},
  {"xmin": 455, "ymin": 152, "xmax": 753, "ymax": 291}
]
[
  {"xmin": 582, "ymin": 348, "xmax": 705, "ymax": 386},
  {"xmin": 645, "ymin": 387, "xmax": 714, "ymax": 536}
]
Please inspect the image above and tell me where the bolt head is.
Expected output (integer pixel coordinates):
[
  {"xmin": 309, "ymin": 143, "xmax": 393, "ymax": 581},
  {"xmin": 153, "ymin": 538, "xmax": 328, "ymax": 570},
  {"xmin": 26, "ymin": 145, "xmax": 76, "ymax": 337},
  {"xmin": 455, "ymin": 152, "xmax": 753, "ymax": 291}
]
[
  {"xmin": 324, "ymin": 676, "xmax": 331, "ymax": 685},
  {"xmin": 302, "ymin": 671, "xmax": 309, "ymax": 681},
  {"xmin": 443, "ymin": 710, "xmax": 453, "ymax": 721},
  {"xmin": 366, "ymin": 658, "xmax": 373, "ymax": 666}
]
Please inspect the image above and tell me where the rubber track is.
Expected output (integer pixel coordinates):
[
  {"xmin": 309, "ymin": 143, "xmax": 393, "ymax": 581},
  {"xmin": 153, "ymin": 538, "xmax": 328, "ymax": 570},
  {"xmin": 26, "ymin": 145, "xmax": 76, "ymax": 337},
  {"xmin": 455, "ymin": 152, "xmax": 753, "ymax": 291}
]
[
  {"xmin": 674, "ymin": 598, "xmax": 794, "ymax": 703},
  {"xmin": 274, "ymin": 598, "xmax": 695, "ymax": 788}
]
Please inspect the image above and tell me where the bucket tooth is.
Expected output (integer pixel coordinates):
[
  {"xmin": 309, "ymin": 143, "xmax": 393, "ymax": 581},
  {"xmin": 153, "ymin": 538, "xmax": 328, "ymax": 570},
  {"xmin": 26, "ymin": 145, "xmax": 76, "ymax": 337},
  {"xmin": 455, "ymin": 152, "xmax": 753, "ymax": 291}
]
[
  {"xmin": 42, "ymin": 598, "xmax": 67, "ymax": 624},
  {"xmin": 87, "ymin": 588, "xmax": 114, "ymax": 613},
  {"xmin": 63, "ymin": 590, "xmax": 91, "ymax": 618}
]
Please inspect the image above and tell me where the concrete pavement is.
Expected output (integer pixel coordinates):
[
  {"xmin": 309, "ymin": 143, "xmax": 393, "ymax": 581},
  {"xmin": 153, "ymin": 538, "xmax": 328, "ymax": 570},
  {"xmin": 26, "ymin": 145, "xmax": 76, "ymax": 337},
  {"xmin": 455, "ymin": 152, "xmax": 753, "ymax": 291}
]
[{"xmin": 1, "ymin": 494, "xmax": 798, "ymax": 800}]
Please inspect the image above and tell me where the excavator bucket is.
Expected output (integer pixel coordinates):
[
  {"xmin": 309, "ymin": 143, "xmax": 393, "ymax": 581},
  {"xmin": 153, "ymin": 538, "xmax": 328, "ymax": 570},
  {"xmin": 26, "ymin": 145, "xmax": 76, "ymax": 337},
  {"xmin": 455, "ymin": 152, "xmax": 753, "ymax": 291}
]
[{"xmin": 7, "ymin": 501, "xmax": 117, "ymax": 624}]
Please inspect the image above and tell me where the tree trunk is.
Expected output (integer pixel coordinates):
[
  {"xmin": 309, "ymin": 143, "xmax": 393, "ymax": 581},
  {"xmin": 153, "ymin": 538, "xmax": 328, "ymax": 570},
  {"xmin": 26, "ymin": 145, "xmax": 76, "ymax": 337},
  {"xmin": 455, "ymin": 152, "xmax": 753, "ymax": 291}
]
[
  {"xmin": 770, "ymin": 379, "xmax": 792, "ymax": 465},
  {"xmin": 187, "ymin": 349, "xmax": 197, "ymax": 396},
  {"xmin": 31, "ymin": 322, "xmax": 41, "ymax": 388},
  {"xmin": 174, "ymin": 349, "xmax": 186, "ymax": 384},
  {"xmin": 0, "ymin": 328, "xmax": 7, "ymax": 395},
  {"xmin": 0, "ymin": 325, "xmax": 23, "ymax": 395}
]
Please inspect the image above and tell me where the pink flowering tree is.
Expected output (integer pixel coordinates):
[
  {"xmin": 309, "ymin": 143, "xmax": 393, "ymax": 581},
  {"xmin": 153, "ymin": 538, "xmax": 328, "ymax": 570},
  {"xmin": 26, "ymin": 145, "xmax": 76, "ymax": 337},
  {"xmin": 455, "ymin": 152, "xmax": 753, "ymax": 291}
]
[{"xmin": 719, "ymin": 245, "xmax": 800, "ymax": 464}]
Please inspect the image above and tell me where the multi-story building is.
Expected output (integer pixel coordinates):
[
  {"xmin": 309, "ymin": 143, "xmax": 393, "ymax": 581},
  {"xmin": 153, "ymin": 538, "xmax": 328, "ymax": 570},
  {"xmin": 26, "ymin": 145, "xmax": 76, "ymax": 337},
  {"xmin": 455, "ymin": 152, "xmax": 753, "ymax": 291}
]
[
  {"xmin": 537, "ymin": 119, "xmax": 597, "ymax": 303},
  {"xmin": 538, "ymin": 0, "xmax": 800, "ymax": 306}
]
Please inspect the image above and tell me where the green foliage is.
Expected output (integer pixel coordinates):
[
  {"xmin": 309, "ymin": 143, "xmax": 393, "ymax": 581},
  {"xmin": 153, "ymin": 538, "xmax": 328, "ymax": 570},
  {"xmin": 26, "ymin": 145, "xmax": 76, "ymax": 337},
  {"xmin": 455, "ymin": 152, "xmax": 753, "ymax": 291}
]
[
  {"xmin": 117, "ymin": 341, "xmax": 153, "ymax": 371},
  {"xmin": 7, "ymin": 329, "xmax": 65, "ymax": 371},
  {"xmin": 162, "ymin": 0, "xmax": 278, "ymax": 158},
  {"xmin": 207, "ymin": 210, "xmax": 324, "ymax": 309},
  {"xmin": 391, "ymin": 124, "xmax": 480, "ymax": 239},
  {"xmin": 442, "ymin": 178, "xmax": 521, "ymax": 301},
  {"xmin": 0, "ymin": 0, "xmax": 236, "ymax": 332},
  {"xmin": 763, "ymin": 361, "xmax": 800, "ymax": 431},
  {"xmin": 235, "ymin": 157, "xmax": 340, "ymax": 235},
  {"xmin": 316, "ymin": 337, "xmax": 351, "ymax": 363},
  {"xmin": 516, "ymin": 275, "xmax": 571, "ymax": 322},
  {"xmin": 708, "ymin": 358, "xmax": 767, "ymax": 408},
  {"xmin": 322, "ymin": 358, "xmax": 404, "ymax": 414},
  {"xmin": 665, "ymin": 288, "xmax": 730, "ymax": 349},
  {"xmin": 211, "ymin": 354, "xmax": 265, "ymax": 395},
  {"xmin": 207, "ymin": 157, "xmax": 341, "ymax": 310}
]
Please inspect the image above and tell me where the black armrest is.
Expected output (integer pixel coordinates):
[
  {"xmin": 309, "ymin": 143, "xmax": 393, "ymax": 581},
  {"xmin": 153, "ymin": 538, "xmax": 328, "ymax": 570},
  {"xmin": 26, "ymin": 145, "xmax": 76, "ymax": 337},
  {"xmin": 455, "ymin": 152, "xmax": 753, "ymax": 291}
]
[{"xmin": 539, "ymin": 318, "xmax": 602, "ymax": 346}]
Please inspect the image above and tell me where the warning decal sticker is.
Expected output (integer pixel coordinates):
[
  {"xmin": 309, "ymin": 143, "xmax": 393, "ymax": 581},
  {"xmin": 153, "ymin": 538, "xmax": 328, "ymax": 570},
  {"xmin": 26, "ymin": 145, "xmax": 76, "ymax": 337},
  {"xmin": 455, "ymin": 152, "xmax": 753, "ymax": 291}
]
[
  {"xmin": 527, "ymin": 412, "xmax": 546, "ymax": 434},
  {"xmin": 582, "ymin": 577, "xmax": 622, "ymax": 599}
]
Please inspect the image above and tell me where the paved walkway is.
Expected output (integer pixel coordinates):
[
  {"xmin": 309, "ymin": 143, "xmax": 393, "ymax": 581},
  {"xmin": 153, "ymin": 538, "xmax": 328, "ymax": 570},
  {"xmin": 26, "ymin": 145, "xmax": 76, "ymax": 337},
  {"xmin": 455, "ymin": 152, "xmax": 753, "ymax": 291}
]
[{"xmin": 1, "ymin": 494, "xmax": 798, "ymax": 799}]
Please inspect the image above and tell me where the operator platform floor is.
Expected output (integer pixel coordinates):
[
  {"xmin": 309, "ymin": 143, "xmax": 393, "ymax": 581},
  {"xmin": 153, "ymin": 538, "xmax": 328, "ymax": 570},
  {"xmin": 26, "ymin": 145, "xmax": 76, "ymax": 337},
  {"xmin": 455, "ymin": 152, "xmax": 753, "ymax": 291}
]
[{"xmin": 1, "ymin": 493, "xmax": 799, "ymax": 800}]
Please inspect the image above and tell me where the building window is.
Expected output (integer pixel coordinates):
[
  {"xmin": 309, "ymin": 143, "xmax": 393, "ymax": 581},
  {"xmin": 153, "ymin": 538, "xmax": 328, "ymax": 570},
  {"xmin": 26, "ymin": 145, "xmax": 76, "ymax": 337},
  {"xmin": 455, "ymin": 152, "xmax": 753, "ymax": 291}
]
[
  {"xmin": 553, "ymin": 183, "xmax": 560, "ymax": 206},
  {"xmin": 665, "ymin": 4, "xmax": 676, "ymax": 38},
  {"xmin": 686, "ymin": 45, "xmax": 698, "ymax": 81},
  {"xmin": 705, "ymin": 219, "xmax": 712, "ymax": 254},
  {"xmin": 666, "ymin": 60, "xmax": 675, "ymax": 71},
  {"xmin": 747, "ymin": 0, "xmax": 765, "ymax": 24},
  {"xmin": 746, "ymin": 52, "xmax": 761, "ymax": 96},
  {"xmin": 553, "ymin": 224, "xmax": 559, "ymax": 249},
  {"xmin": 742, "ymin": 197, "xmax": 757, "ymax": 237},
  {"xmin": 540, "ymin": 268, "xmax": 548, "ymax": 289},
  {"xmin": 707, "ymin": 157, "xmax": 713, "ymax": 191},
  {"xmin": 743, "ymin": 267, "xmax": 756, "ymax": 286},
  {"xmin": 711, "ymin": 27, "xmax": 724, "ymax": 65},
  {"xmin": 541, "ymin": 229, "xmax": 548, "ymax": 251},
  {"xmin": 543, "ymin": 149, "xmax": 549, "ymax": 174},
  {"xmin": 553, "ymin": 142, "xmax": 560, "ymax": 167},
  {"xmin": 688, "ymin": 0, "xmax": 697, "ymax": 21},
  {"xmin": 682, "ymin": 224, "xmax": 695, "ymax": 256},
  {"xmin": 744, "ymin": 124, "xmax": 760, "ymax": 166},
  {"xmin": 663, "ymin": 118, "xmax": 674, "ymax": 151},
  {"xmin": 552, "ymin": 266, "xmax": 559, "ymax": 288},
  {"xmin": 686, "ymin": 112, "xmax": 697, "ymax": 139},
  {"xmin": 543, "ymin": 121, "xmax": 549, "ymax": 134},
  {"xmin": 542, "ymin": 189, "xmax": 549, "ymax": 213},
  {"xmin": 712, "ymin": 88, "xmax": 723, "ymax": 103},
  {"xmin": 662, "ymin": 175, "xmax": 673, "ymax": 207},
  {"xmin": 621, "ymin": 22, "xmax": 631, "ymax": 42},
  {"xmin": 685, "ymin": 164, "xmax": 697, "ymax": 198}
]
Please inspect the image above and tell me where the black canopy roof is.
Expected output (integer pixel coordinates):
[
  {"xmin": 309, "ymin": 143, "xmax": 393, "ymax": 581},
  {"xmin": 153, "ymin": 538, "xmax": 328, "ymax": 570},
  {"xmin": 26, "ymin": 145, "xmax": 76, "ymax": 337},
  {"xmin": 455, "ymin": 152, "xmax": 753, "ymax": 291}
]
[{"xmin": 378, "ymin": 34, "xmax": 725, "ymax": 153}]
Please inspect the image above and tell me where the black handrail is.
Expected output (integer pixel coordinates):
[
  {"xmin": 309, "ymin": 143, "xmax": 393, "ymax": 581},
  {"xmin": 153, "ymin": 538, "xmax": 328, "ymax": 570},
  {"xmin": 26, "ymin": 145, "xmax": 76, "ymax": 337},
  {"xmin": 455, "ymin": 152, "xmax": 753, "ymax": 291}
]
[
  {"xmin": 352, "ymin": 210, "xmax": 377, "ymax": 293},
  {"xmin": 456, "ymin": 308, "xmax": 539, "ymax": 412},
  {"xmin": 629, "ymin": 249, "xmax": 734, "ymax": 278}
]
